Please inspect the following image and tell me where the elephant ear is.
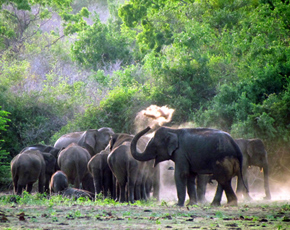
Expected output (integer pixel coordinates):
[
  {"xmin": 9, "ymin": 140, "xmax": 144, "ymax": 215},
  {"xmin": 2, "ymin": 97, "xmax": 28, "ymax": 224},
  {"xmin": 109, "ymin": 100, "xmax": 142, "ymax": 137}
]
[
  {"xmin": 167, "ymin": 132, "xmax": 178, "ymax": 156},
  {"xmin": 84, "ymin": 130, "xmax": 97, "ymax": 149},
  {"xmin": 247, "ymin": 140, "xmax": 255, "ymax": 158}
]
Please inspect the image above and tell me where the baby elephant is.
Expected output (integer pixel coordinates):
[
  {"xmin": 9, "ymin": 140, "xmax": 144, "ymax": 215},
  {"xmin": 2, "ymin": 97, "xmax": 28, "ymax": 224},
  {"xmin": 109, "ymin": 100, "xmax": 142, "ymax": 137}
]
[
  {"xmin": 50, "ymin": 171, "xmax": 93, "ymax": 200},
  {"xmin": 50, "ymin": 171, "xmax": 68, "ymax": 194}
]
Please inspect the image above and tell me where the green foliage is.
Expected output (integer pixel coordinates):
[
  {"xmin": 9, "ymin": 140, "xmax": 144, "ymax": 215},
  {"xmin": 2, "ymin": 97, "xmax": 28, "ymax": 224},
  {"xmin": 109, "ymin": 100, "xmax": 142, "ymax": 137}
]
[
  {"xmin": 0, "ymin": 106, "xmax": 10, "ymax": 189},
  {"xmin": 0, "ymin": 0, "xmax": 74, "ymax": 54},
  {"xmin": 71, "ymin": 14, "xmax": 132, "ymax": 70}
]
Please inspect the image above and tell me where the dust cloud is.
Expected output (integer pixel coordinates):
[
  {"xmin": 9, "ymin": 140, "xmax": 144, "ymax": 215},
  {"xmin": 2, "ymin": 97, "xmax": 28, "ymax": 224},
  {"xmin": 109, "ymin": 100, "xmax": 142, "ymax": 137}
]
[{"xmin": 134, "ymin": 105, "xmax": 175, "ymax": 133}]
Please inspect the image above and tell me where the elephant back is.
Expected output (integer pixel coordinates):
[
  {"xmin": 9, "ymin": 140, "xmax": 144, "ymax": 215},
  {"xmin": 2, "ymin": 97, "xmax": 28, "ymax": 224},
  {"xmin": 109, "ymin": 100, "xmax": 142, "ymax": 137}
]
[
  {"xmin": 11, "ymin": 150, "xmax": 46, "ymax": 184},
  {"xmin": 54, "ymin": 131, "xmax": 83, "ymax": 149}
]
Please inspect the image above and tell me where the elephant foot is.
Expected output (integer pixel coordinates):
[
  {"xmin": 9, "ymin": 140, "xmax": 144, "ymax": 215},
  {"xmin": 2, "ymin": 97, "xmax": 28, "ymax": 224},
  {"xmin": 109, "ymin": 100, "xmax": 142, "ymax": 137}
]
[
  {"xmin": 187, "ymin": 200, "xmax": 197, "ymax": 206},
  {"xmin": 225, "ymin": 200, "xmax": 238, "ymax": 207},
  {"xmin": 263, "ymin": 195, "xmax": 271, "ymax": 200},
  {"xmin": 175, "ymin": 202, "xmax": 184, "ymax": 207},
  {"xmin": 210, "ymin": 201, "xmax": 221, "ymax": 207},
  {"xmin": 243, "ymin": 194, "xmax": 252, "ymax": 201}
]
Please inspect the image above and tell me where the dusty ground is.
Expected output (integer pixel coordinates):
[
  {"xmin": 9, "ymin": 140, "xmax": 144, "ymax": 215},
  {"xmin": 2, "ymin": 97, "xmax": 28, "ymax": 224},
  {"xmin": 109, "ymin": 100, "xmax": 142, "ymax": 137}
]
[
  {"xmin": 2, "ymin": 167, "xmax": 290, "ymax": 229},
  {"xmin": 1, "ymin": 191, "xmax": 290, "ymax": 230}
]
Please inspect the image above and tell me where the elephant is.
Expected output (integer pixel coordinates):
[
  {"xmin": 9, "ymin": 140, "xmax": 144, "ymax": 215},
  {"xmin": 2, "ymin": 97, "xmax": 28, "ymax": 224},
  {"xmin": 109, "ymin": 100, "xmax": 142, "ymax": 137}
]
[
  {"xmin": 54, "ymin": 127, "xmax": 114, "ymax": 157},
  {"xmin": 19, "ymin": 145, "xmax": 57, "ymax": 193},
  {"xmin": 57, "ymin": 143, "xmax": 94, "ymax": 193},
  {"xmin": 50, "ymin": 170, "xmax": 69, "ymax": 194},
  {"xmin": 196, "ymin": 138, "xmax": 271, "ymax": 203},
  {"xmin": 20, "ymin": 144, "xmax": 61, "ymax": 159},
  {"xmin": 87, "ymin": 146, "xmax": 114, "ymax": 198},
  {"xmin": 49, "ymin": 171, "xmax": 93, "ymax": 200},
  {"xmin": 130, "ymin": 126, "xmax": 248, "ymax": 207},
  {"xmin": 107, "ymin": 133, "xmax": 159, "ymax": 203},
  {"xmin": 235, "ymin": 138, "xmax": 271, "ymax": 200},
  {"xmin": 11, "ymin": 149, "xmax": 46, "ymax": 195}
]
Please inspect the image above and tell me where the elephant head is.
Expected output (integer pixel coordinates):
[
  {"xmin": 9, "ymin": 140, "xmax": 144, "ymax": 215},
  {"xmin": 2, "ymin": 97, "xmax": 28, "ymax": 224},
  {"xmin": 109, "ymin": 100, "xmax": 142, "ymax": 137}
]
[
  {"xmin": 235, "ymin": 138, "xmax": 271, "ymax": 200},
  {"xmin": 130, "ymin": 126, "xmax": 178, "ymax": 167},
  {"xmin": 78, "ymin": 127, "xmax": 114, "ymax": 156}
]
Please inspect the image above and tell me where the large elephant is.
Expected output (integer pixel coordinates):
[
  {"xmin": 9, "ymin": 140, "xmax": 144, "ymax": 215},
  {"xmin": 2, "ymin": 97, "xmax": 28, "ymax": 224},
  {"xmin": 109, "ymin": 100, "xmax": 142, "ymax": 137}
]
[
  {"xmin": 107, "ymin": 133, "xmax": 159, "ymax": 203},
  {"xmin": 57, "ymin": 143, "xmax": 94, "ymax": 193},
  {"xmin": 130, "ymin": 126, "xmax": 247, "ymax": 206},
  {"xmin": 54, "ymin": 127, "xmax": 114, "ymax": 157},
  {"xmin": 87, "ymin": 146, "xmax": 114, "ymax": 198},
  {"xmin": 11, "ymin": 150, "xmax": 46, "ymax": 195},
  {"xmin": 235, "ymin": 138, "xmax": 271, "ymax": 200},
  {"xmin": 20, "ymin": 145, "xmax": 57, "ymax": 193}
]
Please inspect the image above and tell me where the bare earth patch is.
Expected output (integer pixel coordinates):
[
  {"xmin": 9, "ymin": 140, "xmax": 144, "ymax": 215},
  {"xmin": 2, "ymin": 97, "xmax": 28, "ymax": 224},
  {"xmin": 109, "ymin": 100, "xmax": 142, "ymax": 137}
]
[{"xmin": 1, "ymin": 196, "xmax": 290, "ymax": 230}]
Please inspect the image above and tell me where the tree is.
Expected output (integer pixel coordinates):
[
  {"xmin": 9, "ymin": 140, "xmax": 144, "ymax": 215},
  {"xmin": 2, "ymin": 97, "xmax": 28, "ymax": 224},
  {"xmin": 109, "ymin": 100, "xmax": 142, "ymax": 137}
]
[{"xmin": 0, "ymin": 106, "xmax": 10, "ymax": 188}]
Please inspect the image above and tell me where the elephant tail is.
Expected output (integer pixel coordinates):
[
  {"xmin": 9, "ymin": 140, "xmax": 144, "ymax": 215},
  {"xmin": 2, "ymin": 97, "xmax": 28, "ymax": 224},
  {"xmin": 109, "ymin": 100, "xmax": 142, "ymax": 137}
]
[{"xmin": 231, "ymin": 138, "xmax": 249, "ymax": 193}]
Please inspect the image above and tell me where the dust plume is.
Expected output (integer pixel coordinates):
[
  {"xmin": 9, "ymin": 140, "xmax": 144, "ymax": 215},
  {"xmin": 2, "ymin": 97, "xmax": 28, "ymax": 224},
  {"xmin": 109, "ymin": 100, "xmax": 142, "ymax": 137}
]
[{"xmin": 134, "ymin": 105, "xmax": 175, "ymax": 133}]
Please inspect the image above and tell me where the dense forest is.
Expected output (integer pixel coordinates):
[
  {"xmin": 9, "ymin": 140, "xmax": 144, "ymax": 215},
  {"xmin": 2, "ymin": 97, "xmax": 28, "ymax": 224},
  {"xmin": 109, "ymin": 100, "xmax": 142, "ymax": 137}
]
[{"xmin": 0, "ymin": 0, "xmax": 290, "ymax": 189}]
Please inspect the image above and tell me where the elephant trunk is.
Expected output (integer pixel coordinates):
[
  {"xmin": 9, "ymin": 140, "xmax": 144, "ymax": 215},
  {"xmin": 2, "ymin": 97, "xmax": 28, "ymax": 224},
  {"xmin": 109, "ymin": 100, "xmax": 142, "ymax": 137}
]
[
  {"xmin": 130, "ymin": 127, "xmax": 155, "ymax": 161},
  {"xmin": 263, "ymin": 162, "xmax": 271, "ymax": 200}
]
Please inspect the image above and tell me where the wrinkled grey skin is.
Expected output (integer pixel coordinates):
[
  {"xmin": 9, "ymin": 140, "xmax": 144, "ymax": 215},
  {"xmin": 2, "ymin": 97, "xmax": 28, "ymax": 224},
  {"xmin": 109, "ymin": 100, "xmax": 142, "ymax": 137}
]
[
  {"xmin": 107, "ymin": 133, "xmax": 159, "ymax": 203},
  {"xmin": 235, "ymin": 138, "xmax": 271, "ymax": 200},
  {"xmin": 87, "ymin": 146, "xmax": 114, "ymax": 198},
  {"xmin": 130, "ymin": 126, "xmax": 247, "ymax": 207},
  {"xmin": 11, "ymin": 150, "xmax": 46, "ymax": 195},
  {"xmin": 49, "ymin": 170, "xmax": 69, "ymax": 194},
  {"xmin": 57, "ymin": 143, "xmax": 94, "ymax": 193},
  {"xmin": 54, "ymin": 127, "xmax": 114, "ymax": 157}
]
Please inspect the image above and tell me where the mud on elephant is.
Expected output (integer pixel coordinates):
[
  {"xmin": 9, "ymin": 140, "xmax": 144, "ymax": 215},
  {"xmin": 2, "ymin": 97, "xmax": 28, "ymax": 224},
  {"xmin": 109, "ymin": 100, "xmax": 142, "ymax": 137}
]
[
  {"xmin": 130, "ymin": 126, "xmax": 248, "ymax": 207},
  {"xmin": 54, "ymin": 127, "xmax": 114, "ymax": 157}
]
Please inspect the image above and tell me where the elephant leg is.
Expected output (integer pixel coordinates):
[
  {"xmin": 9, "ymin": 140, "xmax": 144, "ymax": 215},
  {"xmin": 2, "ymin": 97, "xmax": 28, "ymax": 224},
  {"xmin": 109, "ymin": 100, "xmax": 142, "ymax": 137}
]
[
  {"xmin": 112, "ymin": 176, "xmax": 117, "ymax": 200},
  {"xmin": 17, "ymin": 184, "xmax": 24, "ymax": 195},
  {"xmin": 128, "ymin": 175, "xmax": 137, "ymax": 203},
  {"xmin": 237, "ymin": 166, "xmax": 252, "ymax": 201},
  {"xmin": 45, "ymin": 175, "xmax": 50, "ymax": 193},
  {"xmin": 114, "ymin": 181, "xmax": 119, "ymax": 201},
  {"xmin": 94, "ymin": 177, "xmax": 102, "ymax": 196},
  {"xmin": 197, "ymin": 174, "xmax": 208, "ymax": 203},
  {"xmin": 174, "ymin": 169, "xmax": 187, "ymax": 206},
  {"xmin": 74, "ymin": 177, "xmax": 81, "ymax": 189},
  {"xmin": 119, "ymin": 183, "xmax": 126, "ymax": 202},
  {"xmin": 263, "ymin": 164, "xmax": 271, "ymax": 200},
  {"xmin": 152, "ymin": 165, "xmax": 160, "ymax": 201},
  {"xmin": 27, "ymin": 183, "xmax": 34, "ymax": 193},
  {"xmin": 187, "ymin": 173, "xmax": 197, "ymax": 206},
  {"xmin": 134, "ymin": 183, "xmax": 141, "ymax": 201},
  {"xmin": 13, "ymin": 176, "xmax": 18, "ymax": 195},
  {"xmin": 211, "ymin": 183, "xmax": 223, "ymax": 206},
  {"xmin": 223, "ymin": 180, "xmax": 238, "ymax": 206}
]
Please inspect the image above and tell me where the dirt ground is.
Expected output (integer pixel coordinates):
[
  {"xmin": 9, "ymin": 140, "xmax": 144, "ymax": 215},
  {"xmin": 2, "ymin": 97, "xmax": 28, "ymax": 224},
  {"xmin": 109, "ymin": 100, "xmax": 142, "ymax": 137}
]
[
  {"xmin": 1, "ymin": 189, "xmax": 290, "ymax": 230},
  {"xmin": 2, "ymin": 166, "xmax": 290, "ymax": 229}
]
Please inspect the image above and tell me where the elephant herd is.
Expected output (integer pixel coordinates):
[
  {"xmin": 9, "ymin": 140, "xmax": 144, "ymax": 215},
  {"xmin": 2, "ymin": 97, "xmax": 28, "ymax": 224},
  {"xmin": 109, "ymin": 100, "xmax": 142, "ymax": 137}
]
[
  {"xmin": 10, "ymin": 125, "xmax": 271, "ymax": 206},
  {"xmin": 10, "ymin": 127, "xmax": 159, "ymax": 203}
]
